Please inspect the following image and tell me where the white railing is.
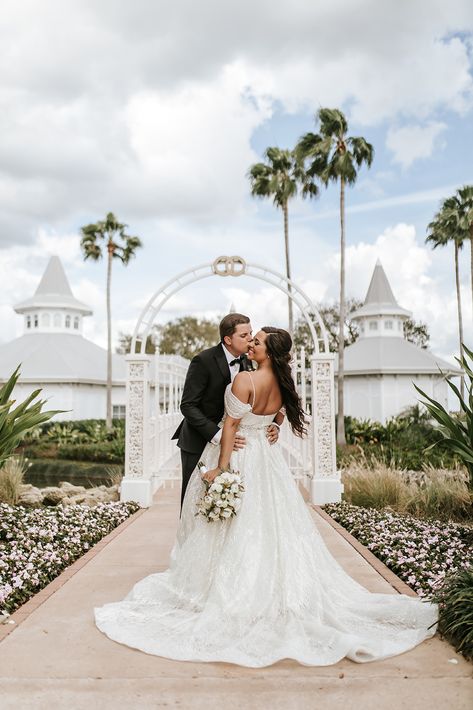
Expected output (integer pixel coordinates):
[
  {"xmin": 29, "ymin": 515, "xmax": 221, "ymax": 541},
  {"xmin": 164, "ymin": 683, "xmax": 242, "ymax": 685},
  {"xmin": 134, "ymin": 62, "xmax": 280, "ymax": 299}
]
[
  {"xmin": 278, "ymin": 347, "xmax": 313, "ymax": 490},
  {"xmin": 149, "ymin": 355, "xmax": 188, "ymax": 490}
]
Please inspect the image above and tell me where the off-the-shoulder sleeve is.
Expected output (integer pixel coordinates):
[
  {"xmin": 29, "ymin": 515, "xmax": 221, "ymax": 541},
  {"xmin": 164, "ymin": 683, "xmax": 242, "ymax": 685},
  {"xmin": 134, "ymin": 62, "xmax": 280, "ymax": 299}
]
[{"xmin": 224, "ymin": 385, "xmax": 252, "ymax": 419}]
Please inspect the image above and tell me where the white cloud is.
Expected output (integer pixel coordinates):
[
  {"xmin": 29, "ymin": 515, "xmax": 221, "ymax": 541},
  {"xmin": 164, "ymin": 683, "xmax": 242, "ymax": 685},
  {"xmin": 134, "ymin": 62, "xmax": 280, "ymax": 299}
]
[
  {"xmin": 386, "ymin": 122, "xmax": 447, "ymax": 168},
  {"xmin": 0, "ymin": 1, "xmax": 472, "ymax": 244},
  {"xmin": 123, "ymin": 65, "xmax": 272, "ymax": 219}
]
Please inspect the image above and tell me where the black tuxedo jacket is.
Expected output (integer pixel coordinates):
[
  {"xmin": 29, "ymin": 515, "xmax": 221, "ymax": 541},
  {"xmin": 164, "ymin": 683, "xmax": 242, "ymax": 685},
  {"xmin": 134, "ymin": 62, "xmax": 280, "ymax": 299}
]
[{"xmin": 172, "ymin": 344, "xmax": 252, "ymax": 455}]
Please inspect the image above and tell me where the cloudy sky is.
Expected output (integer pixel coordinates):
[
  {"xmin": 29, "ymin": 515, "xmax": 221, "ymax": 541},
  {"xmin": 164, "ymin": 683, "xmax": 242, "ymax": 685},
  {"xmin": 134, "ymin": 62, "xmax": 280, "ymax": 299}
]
[{"xmin": 1, "ymin": 0, "xmax": 472, "ymax": 364}]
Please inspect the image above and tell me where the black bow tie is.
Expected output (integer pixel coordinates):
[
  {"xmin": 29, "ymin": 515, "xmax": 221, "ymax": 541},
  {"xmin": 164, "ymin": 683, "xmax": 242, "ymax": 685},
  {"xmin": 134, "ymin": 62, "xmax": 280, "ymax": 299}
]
[{"xmin": 229, "ymin": 357, "xmax": 242, "ymax": 367}]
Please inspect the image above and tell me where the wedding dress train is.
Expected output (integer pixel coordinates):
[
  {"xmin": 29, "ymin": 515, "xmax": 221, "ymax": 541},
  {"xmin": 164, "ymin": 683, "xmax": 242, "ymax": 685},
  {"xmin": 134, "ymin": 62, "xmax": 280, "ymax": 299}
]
[{"xmin": 94, "ymin": 386, "xmax": 438, "ymax": 667}]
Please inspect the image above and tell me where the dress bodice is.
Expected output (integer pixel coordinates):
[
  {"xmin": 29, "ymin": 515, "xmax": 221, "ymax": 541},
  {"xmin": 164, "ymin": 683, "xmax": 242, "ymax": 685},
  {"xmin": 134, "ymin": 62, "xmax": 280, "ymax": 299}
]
[{"xmin": 223, "ymin": 384, "xmax": 277, "ymax": 431}]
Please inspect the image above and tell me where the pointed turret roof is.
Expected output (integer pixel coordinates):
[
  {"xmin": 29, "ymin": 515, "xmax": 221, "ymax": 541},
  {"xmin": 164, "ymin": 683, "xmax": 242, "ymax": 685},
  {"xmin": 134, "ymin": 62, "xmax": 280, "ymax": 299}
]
[
  {"xmin": 14, "ymin": 255, "xmax": 92, "ymax": 315},
  {"xmin": 364, "ymin": 259, "xmax": 398, "ymax": 306},
  {"xmin": 351, "ymin": 259, "xmax": 411, "ymax": 320},
  {"xmin": 35, "ymin": 255, "xmax": 74, "ymax": 297}
]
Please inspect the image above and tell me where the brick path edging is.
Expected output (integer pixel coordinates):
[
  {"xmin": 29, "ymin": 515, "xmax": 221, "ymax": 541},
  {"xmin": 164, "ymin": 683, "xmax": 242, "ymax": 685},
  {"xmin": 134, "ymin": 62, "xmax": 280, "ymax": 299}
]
[
  {"xmin": 0, "ymin": 505, "xmax": 147, "ymax": 642},
  {"xmin": 312, "ymin": 505, "xmax": 418, "ymax": 598}
]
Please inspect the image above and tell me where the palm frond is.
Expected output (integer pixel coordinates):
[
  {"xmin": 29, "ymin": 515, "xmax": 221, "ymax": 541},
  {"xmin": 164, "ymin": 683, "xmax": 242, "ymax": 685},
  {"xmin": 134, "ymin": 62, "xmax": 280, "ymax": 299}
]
[{"xmin": 318, "ymin": 107, "xmax": 348, "ymax": 138}]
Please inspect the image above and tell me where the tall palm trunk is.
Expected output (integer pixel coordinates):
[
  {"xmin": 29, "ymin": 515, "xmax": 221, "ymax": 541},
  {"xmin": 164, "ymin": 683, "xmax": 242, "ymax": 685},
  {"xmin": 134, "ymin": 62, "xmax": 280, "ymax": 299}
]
[
  {"xmin": 337, "ymin": 176, "xmax": 347, "ymax": 446},
  {"xmin": 106, "ymin": 243, "xmax": 113, "ymax": 430},
  {"xmin": 454, "ymin": 240, "xmax": 465, "ymax": 398},
  {"xmin": 470, "ymin": 228, "xmax": 473, "ymax": 321},
  {"xmin": 283, "ymin": 200, "xmax": 293, "ymax": 335}
]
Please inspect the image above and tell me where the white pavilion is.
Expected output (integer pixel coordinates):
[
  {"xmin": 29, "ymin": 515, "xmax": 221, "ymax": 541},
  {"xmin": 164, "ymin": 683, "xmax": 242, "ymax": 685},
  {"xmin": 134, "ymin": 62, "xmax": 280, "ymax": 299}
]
[
  {"xmin": 0, "ymin": 256, "xmax": 186, "ymax": 420},
  {"xmin": 335, "ymin": 259, "xmax": 462, "ymax": 423}
]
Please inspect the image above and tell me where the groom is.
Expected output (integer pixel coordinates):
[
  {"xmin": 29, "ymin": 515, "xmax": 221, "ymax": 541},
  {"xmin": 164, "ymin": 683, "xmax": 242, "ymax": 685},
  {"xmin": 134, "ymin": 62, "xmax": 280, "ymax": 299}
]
[{"xmin": 172, "ymin": 313, "xmax": 280, "ymax": 510}]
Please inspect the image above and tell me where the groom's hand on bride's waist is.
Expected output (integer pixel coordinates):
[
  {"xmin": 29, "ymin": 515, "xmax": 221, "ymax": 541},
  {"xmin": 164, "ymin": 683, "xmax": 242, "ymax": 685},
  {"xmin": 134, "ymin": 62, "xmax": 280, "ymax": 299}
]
[
  {"xmin": 210, "ymin": 429, "xmax": 246, "ymax": 451},
  {"xmin": 233, "ymin": 433, "xmax": 246, "ymax": 451},
  {"xmin": 266, "ymin": 424, "xmax": 280, "ymax": 445}
]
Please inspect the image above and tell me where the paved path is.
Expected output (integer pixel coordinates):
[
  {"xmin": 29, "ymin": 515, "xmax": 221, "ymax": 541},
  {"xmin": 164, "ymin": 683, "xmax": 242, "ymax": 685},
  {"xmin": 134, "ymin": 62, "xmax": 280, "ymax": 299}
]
[{"xmin": 0, "ymin": 485, "xmax": 471, "ymax": 709}]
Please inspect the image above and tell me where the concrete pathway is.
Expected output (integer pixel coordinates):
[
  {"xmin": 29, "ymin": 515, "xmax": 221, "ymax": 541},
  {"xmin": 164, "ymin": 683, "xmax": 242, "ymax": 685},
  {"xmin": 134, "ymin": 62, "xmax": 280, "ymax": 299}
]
[{"xmin": 0, "ymin": 484, "xmax": 471, "ymax": 709}]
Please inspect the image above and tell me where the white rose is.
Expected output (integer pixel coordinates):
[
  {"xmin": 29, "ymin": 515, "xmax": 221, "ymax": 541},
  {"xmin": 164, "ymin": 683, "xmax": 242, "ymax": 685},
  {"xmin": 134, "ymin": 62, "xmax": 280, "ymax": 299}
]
[
  {"xmin": 222, "ymin": 509, "xmax": 232, "ymax": 518},
  {"xmin": 211, "ymin": 483, "xmax": 223, "ymax": 493}
]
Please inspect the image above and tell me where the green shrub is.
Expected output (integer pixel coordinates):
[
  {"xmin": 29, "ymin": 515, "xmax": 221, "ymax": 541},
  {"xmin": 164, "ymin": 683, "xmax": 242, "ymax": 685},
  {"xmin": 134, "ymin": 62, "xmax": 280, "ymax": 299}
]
[
  {"xmin": 24, "ymin": 418, "xmax": 125, "ymax": 447},
  {"xmin": 22, "ymin": 442, "xmax": 59, "ymax": 459},
  {"xmin": 57, "ymin": 441, "xmax": 124, "ymax": 464},
  {"xmin": 432, "ymin": 566, "xmax": 473, "ymax": 661},
  {"xmin": 340, "ymin": 404, "xmax": 461, "ymax": 471}
]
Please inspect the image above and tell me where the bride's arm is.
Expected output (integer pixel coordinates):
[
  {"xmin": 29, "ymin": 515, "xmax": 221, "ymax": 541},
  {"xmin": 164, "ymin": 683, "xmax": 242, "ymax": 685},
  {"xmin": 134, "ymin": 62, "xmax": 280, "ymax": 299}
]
[
  {"xmin": 217, "ymin": 415, "xmax": 241, "ymax": 471},
  {"xmin": 201, "ymin": 375, "xmax": 251, "ymax": 483}
]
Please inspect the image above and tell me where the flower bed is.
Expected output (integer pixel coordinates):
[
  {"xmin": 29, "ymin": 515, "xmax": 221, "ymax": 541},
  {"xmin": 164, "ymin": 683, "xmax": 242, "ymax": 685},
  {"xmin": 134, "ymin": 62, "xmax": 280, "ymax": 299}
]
[
  {"xmin": 322, "ymin": 502, "xmax": 473, "ymax": 598},
  {"xmin": 0, "ymin": 500, "xmax": 140, "ymax": 614}
]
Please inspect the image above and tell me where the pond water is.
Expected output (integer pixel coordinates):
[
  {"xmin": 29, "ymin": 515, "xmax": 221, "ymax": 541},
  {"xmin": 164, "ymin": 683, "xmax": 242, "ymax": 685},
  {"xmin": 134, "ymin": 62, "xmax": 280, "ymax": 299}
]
[{"xmin": 24, "ymin": 460, "xmax": 118, "ymax": 489}]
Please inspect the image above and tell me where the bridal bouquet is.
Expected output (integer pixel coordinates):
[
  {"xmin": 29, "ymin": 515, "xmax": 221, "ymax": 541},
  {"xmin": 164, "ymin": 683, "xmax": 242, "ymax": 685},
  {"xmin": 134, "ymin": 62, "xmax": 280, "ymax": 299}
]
[{"xmin": 195, "ymin": 462, "xmax": 244, "ymax": 522}]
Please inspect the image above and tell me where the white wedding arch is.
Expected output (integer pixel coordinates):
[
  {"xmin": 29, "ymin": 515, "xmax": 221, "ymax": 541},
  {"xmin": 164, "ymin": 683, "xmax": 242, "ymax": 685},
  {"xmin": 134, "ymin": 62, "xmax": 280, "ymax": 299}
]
[{"xmin": 121, "ymin": 256, "xmax": 342, "ymax": 507}]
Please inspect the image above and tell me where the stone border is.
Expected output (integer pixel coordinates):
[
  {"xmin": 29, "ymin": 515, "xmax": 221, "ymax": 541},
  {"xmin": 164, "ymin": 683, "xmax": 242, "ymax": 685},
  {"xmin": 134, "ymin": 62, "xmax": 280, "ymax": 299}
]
[
  {"xmin": 312, "ymin": 505, "xmax": 418, "ymax": 598},
  {"xmin": 0, "ymin": 506, "xmax": 147, "ymax": 642}
]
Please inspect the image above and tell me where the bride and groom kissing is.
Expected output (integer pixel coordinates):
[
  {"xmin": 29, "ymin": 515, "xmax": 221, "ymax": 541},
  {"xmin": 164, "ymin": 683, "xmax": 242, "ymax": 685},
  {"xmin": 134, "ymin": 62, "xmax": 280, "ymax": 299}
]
[
  {"xmin": 171, "ymin": 312, "xmax": 283, "ymax": 509},
  {"xmin": 94, "ymin": 312, "xmax": 438, "ymax": 667}
]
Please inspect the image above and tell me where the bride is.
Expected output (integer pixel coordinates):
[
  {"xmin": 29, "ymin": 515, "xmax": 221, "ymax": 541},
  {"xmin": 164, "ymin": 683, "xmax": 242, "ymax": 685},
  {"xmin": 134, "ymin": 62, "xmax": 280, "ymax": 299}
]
[{"xmin": 94, "ymin": 326, "xmax": 438, "ymax": 667}]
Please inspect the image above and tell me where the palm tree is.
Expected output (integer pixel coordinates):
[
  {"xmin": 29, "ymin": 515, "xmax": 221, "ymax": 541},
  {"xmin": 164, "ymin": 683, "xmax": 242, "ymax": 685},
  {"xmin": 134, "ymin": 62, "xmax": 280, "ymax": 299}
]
[
  {"xmin": 80, "ymin": 212, "xmax": 142, "ymax": 429},
  {"xmin": 446, "ymin": 185, "xmax": 473, "ymax": 318},
  {"xmin": 296, "ymin": 108, "xmax": 374, "ymax": 446},
  {"xmin": 248, "ymin": 147, "xmax": 318, "ymax": 334},
  {"xmin": 427, "ymin": 196, "xmax": 467, "ymax": 397}
]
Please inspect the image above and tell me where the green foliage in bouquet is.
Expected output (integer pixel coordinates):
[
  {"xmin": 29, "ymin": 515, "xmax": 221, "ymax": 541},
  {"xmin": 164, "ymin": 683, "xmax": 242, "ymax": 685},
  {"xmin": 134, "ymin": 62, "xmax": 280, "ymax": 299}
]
[
  {"xmin": 414, "ymin": 343, "xmax": 473, "ymax": 490},
  {"xmin": 0, "ymin": 366, "xmax": 61, "ymax": 469},
  {"xmin": 432, "ymin": 565, "xmax": 473, "ymax": 661}
]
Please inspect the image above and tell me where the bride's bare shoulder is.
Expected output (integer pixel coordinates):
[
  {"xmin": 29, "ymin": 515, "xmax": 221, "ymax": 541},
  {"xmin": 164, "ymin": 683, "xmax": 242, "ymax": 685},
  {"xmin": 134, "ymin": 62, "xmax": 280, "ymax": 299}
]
[{"xmin": 231, "ymin": 372, "xmax": 253, "ymax": 402}]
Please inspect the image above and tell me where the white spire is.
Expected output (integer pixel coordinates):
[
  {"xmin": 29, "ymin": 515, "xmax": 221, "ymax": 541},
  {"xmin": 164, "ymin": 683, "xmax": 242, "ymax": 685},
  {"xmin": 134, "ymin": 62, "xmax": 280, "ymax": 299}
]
[
  {"xmin": 350, "ymin": 259, "xmax": 411, "ymax": 340},
  {"xmin": 14, "ymin": 255, "xmax": 92, "ymax": 335},
  {"xmin": 363, "ymin": 260, "xmax": 399, "ymax": 307},
  {"xmin": 35, "ymin": 255, "xmax": 74, "ymax": 297}
]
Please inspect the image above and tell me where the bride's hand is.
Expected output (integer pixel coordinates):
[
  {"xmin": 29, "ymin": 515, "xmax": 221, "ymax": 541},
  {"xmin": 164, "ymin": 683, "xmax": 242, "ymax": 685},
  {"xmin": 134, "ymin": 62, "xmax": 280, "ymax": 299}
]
[{"xmin": 201, "ymin": 467, "xmax": 220, "ymax": 484}]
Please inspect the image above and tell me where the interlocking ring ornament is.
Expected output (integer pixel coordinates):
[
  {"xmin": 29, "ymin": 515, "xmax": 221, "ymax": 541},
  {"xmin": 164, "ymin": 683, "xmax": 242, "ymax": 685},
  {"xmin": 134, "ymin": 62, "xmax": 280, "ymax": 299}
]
[{"xmin": 212, "ymin": 255, "xmax": 247, "ymax": 277}]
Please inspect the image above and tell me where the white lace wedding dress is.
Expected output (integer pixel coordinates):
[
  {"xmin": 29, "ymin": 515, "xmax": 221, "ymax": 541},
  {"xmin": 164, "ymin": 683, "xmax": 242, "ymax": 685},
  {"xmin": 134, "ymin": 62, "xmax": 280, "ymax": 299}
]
[{"xmin": 94, "ymin": 385, "xmax": 438, "ymax": 667}]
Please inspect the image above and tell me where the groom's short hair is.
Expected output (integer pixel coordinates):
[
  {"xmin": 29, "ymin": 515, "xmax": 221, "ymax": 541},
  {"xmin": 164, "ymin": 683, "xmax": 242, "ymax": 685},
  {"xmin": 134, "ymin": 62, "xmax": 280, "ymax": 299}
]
[{"xmin": 219, "ymin": 313, "xmax": 250, "ymax": 341}]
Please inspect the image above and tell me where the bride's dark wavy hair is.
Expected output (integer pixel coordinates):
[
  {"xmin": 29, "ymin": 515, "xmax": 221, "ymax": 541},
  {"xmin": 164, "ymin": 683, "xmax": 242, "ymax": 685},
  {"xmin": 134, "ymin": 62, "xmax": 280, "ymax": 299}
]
[{"xmin": 262, "ymin": 327, "xmax": 308, "ymax": 438}]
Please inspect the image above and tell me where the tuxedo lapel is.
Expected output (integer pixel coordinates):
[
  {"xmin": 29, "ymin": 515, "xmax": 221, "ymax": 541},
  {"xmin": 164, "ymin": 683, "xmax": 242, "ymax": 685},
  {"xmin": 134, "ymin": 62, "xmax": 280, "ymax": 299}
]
[{"xmin": 213, "ymin": 344, "xmax": 231, "ymax": 385}]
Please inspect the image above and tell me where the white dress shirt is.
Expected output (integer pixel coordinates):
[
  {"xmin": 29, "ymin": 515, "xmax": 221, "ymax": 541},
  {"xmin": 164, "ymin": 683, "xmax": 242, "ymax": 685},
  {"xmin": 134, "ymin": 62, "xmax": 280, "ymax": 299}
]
[{"xmin": 210, "ymin": 344, "xmax": 242, "ymax": 445}]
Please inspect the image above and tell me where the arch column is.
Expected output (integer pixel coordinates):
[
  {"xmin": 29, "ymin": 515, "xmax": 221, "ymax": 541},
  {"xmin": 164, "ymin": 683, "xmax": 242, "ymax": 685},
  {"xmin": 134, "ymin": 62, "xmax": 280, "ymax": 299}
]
[
  {"xmin": 310, "ymin": 353, "xmax": 342, "ymax": 504},
  {"xmin": 121, "ymin": 354, "xmax": 153, "ymax": 507}
]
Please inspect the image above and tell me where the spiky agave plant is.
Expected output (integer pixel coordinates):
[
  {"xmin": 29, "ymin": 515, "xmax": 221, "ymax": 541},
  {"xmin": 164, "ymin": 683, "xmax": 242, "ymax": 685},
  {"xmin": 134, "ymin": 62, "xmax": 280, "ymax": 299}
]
[
  {"xmin": 0, "ymin": 365, "xmax": 62, "ymax": 468},
  {"xmin": 414, "ymin": 343, "xmax": 473, "ymax": 490}
]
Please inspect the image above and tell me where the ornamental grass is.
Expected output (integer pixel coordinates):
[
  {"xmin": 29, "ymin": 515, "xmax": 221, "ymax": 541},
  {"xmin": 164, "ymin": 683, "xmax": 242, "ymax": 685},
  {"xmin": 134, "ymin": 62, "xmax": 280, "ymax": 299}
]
[
  {"xmin": 341, "ymin": 458, "xmax": 472, "ymax": 523},
  {"xmin": 0, "ymin": 456, "xmax": 27, "ymax": 506}
]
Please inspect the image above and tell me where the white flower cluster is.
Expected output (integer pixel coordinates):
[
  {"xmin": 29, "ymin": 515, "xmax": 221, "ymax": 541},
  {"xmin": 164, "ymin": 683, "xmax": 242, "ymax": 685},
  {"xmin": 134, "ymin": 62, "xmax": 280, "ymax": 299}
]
[
  {"xmin": 0, "ymin": 500, "xmax": 140, "ymax": 614},
  {"xmin": 196, "ymin": 463, "xmax": 244, "ymax": 523}
]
